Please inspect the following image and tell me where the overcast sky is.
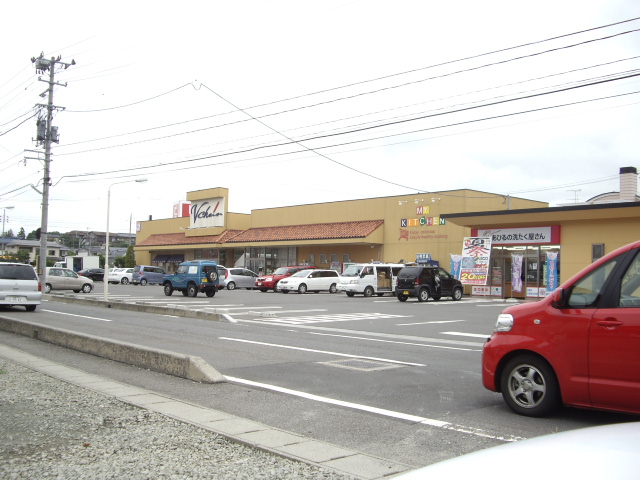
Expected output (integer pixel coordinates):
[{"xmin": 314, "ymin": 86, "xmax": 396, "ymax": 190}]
[{"xmin": 1, "ymin": 0, "xmax": 639, "ymax": 236}]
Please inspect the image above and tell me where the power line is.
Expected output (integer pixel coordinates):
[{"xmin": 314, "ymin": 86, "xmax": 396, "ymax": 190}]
[
  {"xmin": 42, "ymin": 87, "xmax": 640, "ymax": 189},
  {"xmin": 64, "ymin": 83, "xmax": 194, "ymax": 112},
  {"xmin": 246, "ymin": 16, "xmax": 640, "ymax": 110},
  {"xmin": 50, "ymin": 22, "xmax": 640, "ymax": 150},
  {"xmin": 50, "ymin": 70, "xmax": 640, "ymax": 159}
]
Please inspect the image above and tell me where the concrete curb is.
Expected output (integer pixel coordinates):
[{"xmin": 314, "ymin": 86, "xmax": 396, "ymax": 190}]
[
  {"xmin": 46, "ymin": 293, "xmax": 234, "ymax": 321},
  {"xmin": 0, "ymin": 316, "xmax": 225, "ymax": 383}
]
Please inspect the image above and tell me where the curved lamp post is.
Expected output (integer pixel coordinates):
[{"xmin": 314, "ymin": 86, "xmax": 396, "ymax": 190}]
[
  {"xmin": 1, "ymin": 206, "xmax": 14, "ymax": 256},
  {"xmin": 104, "ymin": 179, "xmax": 147, "ymax": 301}
]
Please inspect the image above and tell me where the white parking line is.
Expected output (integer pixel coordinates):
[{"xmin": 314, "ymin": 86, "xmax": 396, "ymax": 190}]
[
  {"xmin": 218, "ymin": 337, "xmax": 426, "ymax": 366},
  {"xmin": 397, "ymin": 320, "xmax": 465, "ymax": 326},
  {"xmin": 41, "ymin": 310, "xmax": 112, "ymax": 322},
  {"xmin": 441, "ymin": 332, "xmax": 491, "ymax": 339},
  {"xmin": 309, "ymin": 332, "xmax": 482, "ymax": 352},
  {"xmin": 225, "ymin": 376, "xmax": 524, "ymax": 442},
  {"xmin": 248, "ymin": 312, "xmax": 409, "ymax": 325}
]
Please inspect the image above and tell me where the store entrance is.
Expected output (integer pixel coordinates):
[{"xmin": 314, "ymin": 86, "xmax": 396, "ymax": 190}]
[{"xmin": 489, "ymin": 246, "xmax": 560, "ymax": 299}]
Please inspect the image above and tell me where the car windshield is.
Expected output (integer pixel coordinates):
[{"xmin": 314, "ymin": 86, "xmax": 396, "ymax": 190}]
[
  {"xmin": 342, "ymin": 265, "xmax": 362, "ymax": 277},
  {"xmin": 273, "ymin": 267, "xmax": 290, "ymax": 275},
  {"xmin": 292, "ymin": 270, "xmax": 313, "ymax": 277}
]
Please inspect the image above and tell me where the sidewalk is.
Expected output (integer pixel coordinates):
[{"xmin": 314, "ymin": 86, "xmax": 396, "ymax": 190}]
[{"xmin": 0, "ymin": 344, "xmax": 411, "ymax": 479}]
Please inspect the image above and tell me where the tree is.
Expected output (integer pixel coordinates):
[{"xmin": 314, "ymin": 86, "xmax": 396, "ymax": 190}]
[
  {"xmin": 124, "ymin": 245, "xmax": 136, "ymax": 268},
  {"xmin": 26, "ymin": 229, "xmax": 38, "ymax": 240},
  {"xmin": 18, "ymin": 227, "xmax": 25, "ymax": 239},
  {"xmin": 15, "ymin": 250, "xmax": 30, "ymax": 264},
  {"xmin": 4, "ymin": 229, "xmax": 13, "ymax": 237},
  {"xmin": 114, "ymin": 256, "xmax": 125, "ymax": 268}
]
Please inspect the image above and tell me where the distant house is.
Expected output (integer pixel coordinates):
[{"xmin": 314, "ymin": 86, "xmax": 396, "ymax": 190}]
[
  {"xmin": 4, "ymin": 239, "xmax": 63, "ymax": 263},
  {"xmin": 67, "ymin": 230, "xmax": 137, "ymax": 249}
]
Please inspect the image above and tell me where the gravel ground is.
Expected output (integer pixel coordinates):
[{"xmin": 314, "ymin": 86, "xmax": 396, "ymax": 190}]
[{"xmin": 0, "ymin": 359, "xmax": 353, "ymax": 480}]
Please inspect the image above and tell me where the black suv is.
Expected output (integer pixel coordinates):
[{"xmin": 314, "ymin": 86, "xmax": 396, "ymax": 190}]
[{"xmin": 396, "ymin": 266, "xmax": 463, "ymax": 302}]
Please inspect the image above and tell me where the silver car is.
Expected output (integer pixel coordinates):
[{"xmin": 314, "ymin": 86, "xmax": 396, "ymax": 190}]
[
  {"xmin": 43, "ymin": 267, "xmax": 94, "ymax": 293},
  {"xmin": 0, "ymin": 263, "xmax": 42, "ymax": 311},
  {"xmin": 221, "ymin": 267, "xmax": 259, "ymax": 290}
]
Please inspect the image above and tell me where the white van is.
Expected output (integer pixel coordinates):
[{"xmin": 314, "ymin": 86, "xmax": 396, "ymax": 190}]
[{"xmin": 337, "ymin": 263, "xmax": 405, "ymax": 297}]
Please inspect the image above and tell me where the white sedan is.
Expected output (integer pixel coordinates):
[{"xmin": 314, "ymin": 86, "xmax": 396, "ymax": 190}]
[
  {"xmin": 107, "ymin": 268, "xmax": 134, "ymax": 284},
  {"xmin": 278, "ymin": 269, "xmax": 341, "ymax": 294}
]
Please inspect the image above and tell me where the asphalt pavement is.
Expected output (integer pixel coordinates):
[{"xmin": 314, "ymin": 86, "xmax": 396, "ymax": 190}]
[{"xmin": 0, "ymin": 295, "xmax": 413, "ymax": 480}]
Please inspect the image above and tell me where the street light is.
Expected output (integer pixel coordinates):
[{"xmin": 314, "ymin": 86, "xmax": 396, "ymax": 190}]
[
  {"xmin": 104, "ymin": 179, "xmax": 148, "ymax": 302},
  {"xmin": 1, "ymin": 206, "xmax": 15, "ymax": 256}
]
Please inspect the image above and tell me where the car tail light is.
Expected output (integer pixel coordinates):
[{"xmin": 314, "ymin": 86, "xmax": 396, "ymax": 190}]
[
  {"xmin": 414, "ymin": 278, "xmax": 420, "ymax": 286},
  {"xmin": 225, "ymin": 270, "xmax": 229, "ymax": 278},
  {"xmin": 38, "ymin": 282, "xmax": 42, "ymax": 292}
]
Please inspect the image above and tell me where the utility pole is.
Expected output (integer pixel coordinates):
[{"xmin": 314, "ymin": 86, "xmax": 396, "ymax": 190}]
[{"xmin": 30, "ymin": 52, "xmax": 75, "ymax": 288}]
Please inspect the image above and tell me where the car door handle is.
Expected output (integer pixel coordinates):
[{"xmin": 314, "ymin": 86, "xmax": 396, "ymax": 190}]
[{"xmin": 595, "ymin": 319, "xmax": 623, "ymax": 329}]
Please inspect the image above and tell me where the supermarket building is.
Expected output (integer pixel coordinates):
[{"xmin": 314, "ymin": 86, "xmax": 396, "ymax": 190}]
[{"xmin": 134, "ymin": 167, "xmax": 639, "ymax": 299}]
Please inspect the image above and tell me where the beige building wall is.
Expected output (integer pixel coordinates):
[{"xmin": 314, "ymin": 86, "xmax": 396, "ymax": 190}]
[
  {"xmin": 135, "ymin": 186, "xmax": 547, "ymax": 269},
  {"xmin": 553, "ymin": 216, "xmax": 640, "ymax": 280},
  {"xmin": 243, "ymin": 189, "xmax": 546, "ymax": 266}
]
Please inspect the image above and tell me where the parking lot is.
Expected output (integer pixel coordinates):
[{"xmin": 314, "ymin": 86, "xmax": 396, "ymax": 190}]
[{"xmin": 1, "ymin": 284, "xmax": 635, "ymax": 468}]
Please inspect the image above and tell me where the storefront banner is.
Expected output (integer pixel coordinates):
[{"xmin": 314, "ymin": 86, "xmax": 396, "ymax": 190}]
[
  {"xmin": 472, "ymin": 286, "xmax": 490, "ymax": 296},
  {"xmin": 190, "ymin": 197, "xmax": 225, "ymax": 229},
  {"xmin": 450, "ymin": 254, "xmax": 462, "ymax": 280},
  {"xmin": 512, "ymin": 255, "xmax": 523, "ymax": 292},
  {"xmin": 475, "ymin": 226, "xmax": 556, "ymax": 245},
  {"xmin": 546, "ymin": 252, "xmax": 559, "ymax": 292},
  {"xmin": 460, "ymin": 237, "xmax": 492, "ymax": 285}
]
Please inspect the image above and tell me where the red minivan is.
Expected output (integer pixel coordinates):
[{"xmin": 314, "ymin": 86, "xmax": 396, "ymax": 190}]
[{"xmin": 482, "ymin": 240, "xmax": 640, "ymax": 417}]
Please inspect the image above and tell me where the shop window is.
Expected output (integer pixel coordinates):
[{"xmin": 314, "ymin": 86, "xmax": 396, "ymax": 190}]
[
  {"xmin": 320, "ymin": 254, "xmax": 327, "ymax": 264},
  {"xmin": 330, "ymin": 254, "xmax": 338, "ymax": 263},
  {"xmin": 342, "ymin": 253, "xmax": 350, "ymax": 263},
  {"xmin": 308, "ymin": 254, "xmax": 315, "ymax": 265},
  {"xmin": 592, "ymin": 244, "xmax": 605, "ymax": 262}
]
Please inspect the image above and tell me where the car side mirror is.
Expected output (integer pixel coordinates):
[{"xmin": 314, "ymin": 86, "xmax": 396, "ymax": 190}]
[{"xmin": 551, "ymin": 287, "xmax": 566, "ymax": 308}]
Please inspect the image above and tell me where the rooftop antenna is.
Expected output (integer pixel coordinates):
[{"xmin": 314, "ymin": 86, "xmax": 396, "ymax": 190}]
[{"xmin": 567, "ymin": 189, "xmax": 581, "ymax": 203}]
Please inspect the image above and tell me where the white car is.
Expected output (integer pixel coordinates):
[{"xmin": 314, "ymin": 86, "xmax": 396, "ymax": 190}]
[
  {"xmin": 278, "ymin": 269, "xmax": 341, "ymax": 294},
  {"xmin": 393, "ymin": 422, "xmax": 640, "ymax": 480},
  {"xmin": 107, "ymin": 267, "xmax": 134, "ymax": 284},
  {"xmin": 0, "ymin": 263, "xmax": 42, "ymax": 311}
]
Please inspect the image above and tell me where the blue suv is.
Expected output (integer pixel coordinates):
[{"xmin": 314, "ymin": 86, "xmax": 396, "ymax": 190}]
[{"xmin": 162, "ymin": 260, "xmax": 221, "ymax": 297}]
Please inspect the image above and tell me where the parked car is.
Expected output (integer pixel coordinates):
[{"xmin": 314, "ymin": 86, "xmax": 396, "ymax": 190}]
[
  {"xmin": 107, "ymin": 268, "xmax": 134, "ymax": 284},
  {"xmin": 221, "ymin": 267, "xmax": 259, "ymax": 290},
  {"xmin": 483, "ymin": 240, "xmax": 640, "ymax": 417},
  {"xmin": 162, "ymin": 260, "xmax": 221, "ymax": 297},
  {"xmin": 396, "ymin": 266, "xmax": 463, "ymax": 302},
  {"xmin": 279, "ymin": 269, "xmax": 341, "ymax": 294},
  {"xmin": 77, "ymin": 268, "xmax": 105, "ymax": 282},
  {"xmin": 337, "ymin": 263, "xmax": 405, "ymax": 297},
  {"xmin": 255, "ymin": 265, "xmax": 317, "ymax": 292},
  {"xmin": 131, "ymin": 265, "xmax": 166, "ymax": 286},
  {"xmin": 0, "ymin": 263, "xmax": 42, "ymax": 311},
  {"xmin": 393, "ymin": 422, "xmax": 640, "ymax": 480},
  {"xmin": 42, "ymin": 267, "xmax": 94, "ymax": 294}
]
